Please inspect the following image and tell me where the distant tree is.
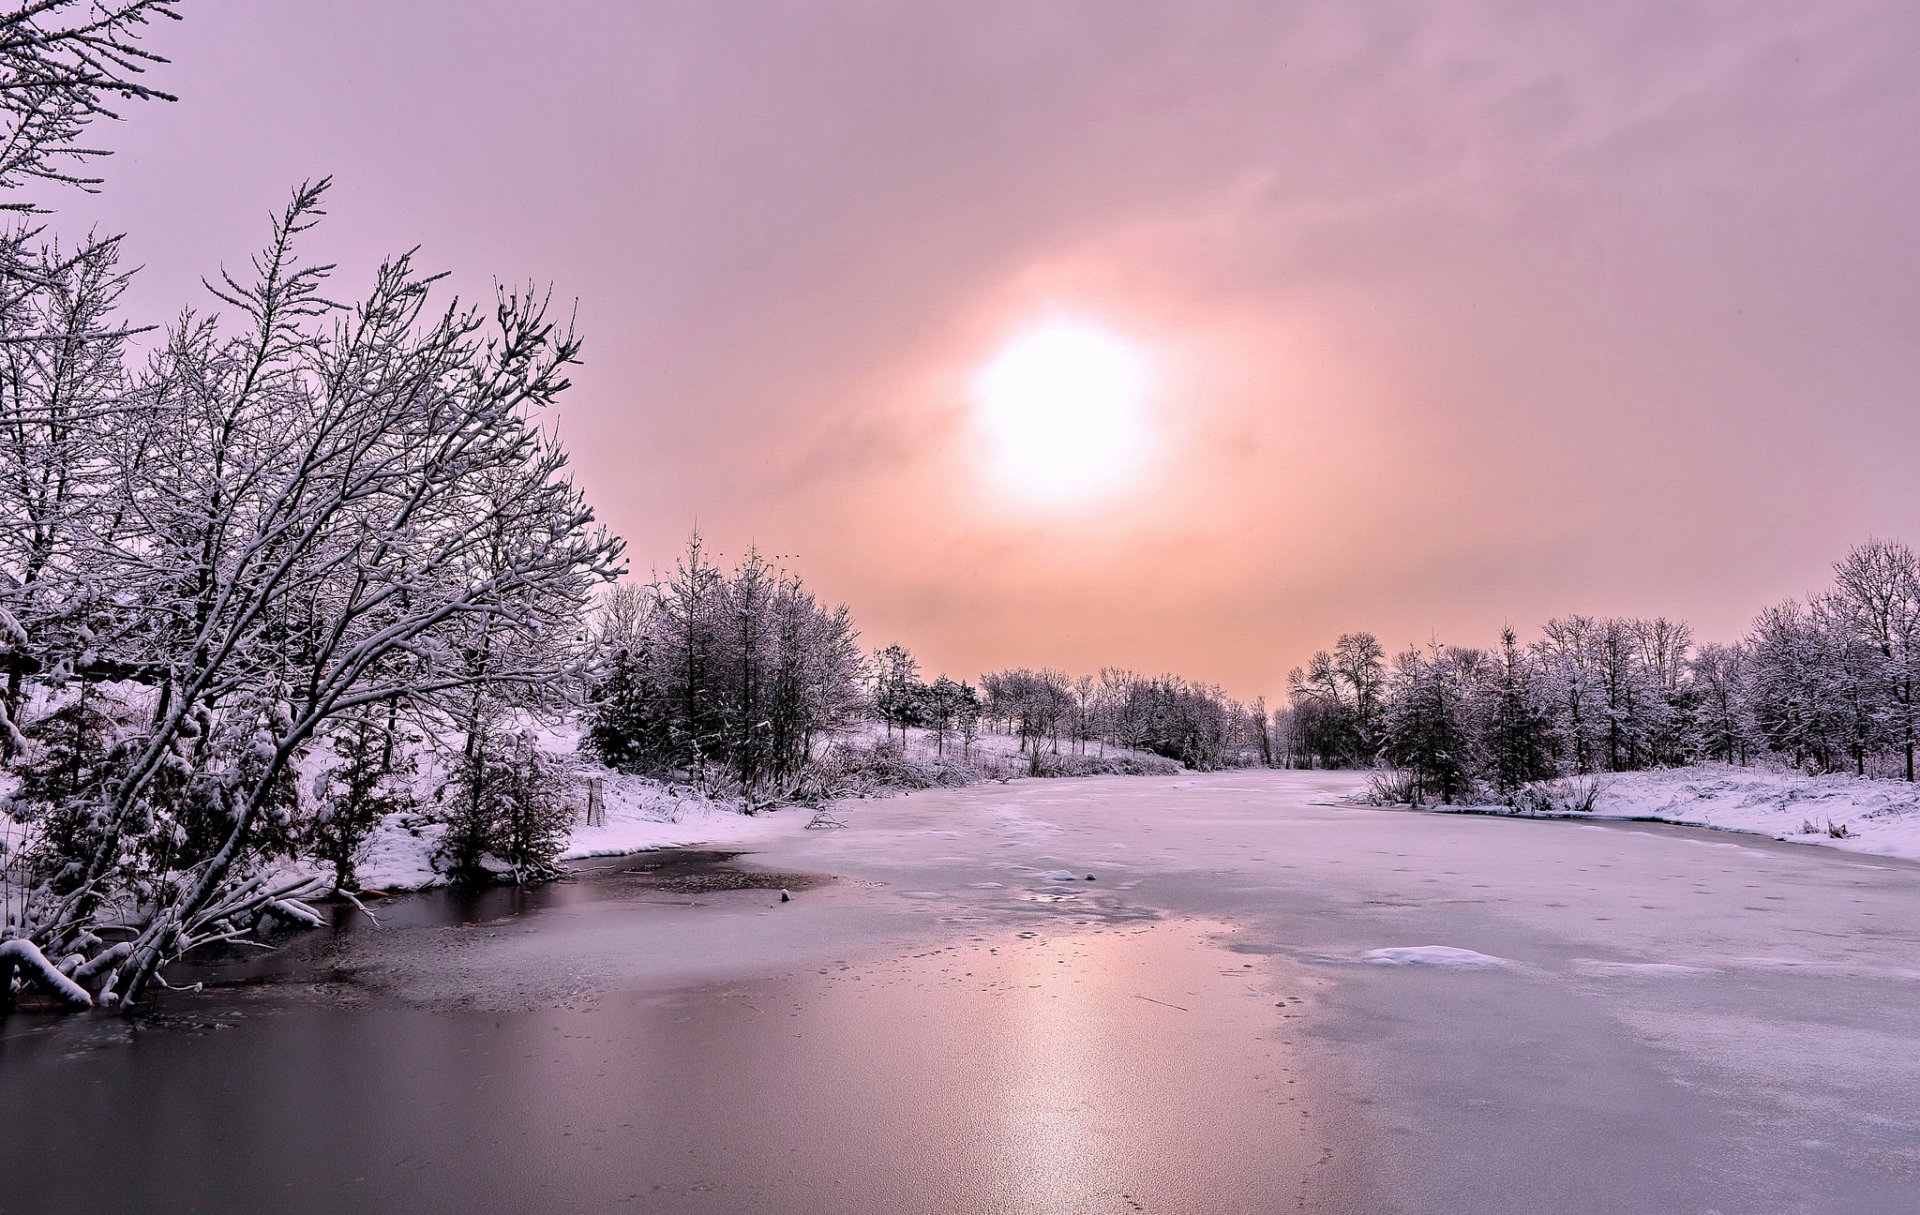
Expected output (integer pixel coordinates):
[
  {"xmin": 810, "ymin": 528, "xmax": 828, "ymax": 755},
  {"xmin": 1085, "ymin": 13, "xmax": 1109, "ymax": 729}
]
[
  {"xmin": 1478, "ymin": 627, "xmax": 1555, "ymax": 796},
  {"xmin": 584, "ymin": 639, "xmax": 665, "ymax": 770},
  {"xmin": 1632, "ymin": 617, "xmax": 1698, "ymax": 768},
  {"xmin": 869, "ymin": 643, "xmax": 923, "ymax": 744},
  {"xmin": 1069, "ymin": 673, "xmax": 1098, "ymax": 755},
  {"xmin": 592, "ymin": 582, "xmax": 648, "ymax": 657},
  {"xmin": 915, "ymin": 676, "xmax": 978, "ymax": 758},
  {"xmin": 955, "ymin": 680, "xmax": 982, "ymax": 758},
  {"xmin": 1332, "ymin": 632, "xmax": 1386, "ymax": 757},
  {"xmin": 1749, "ymin": 600, "xmax": 1853, "ymax": 771},
  {"xmin": 656, "ymin": 533, "xmax": 725, "ymax": 781},
  {"xmin": 582, "ymin": 546, "xmax": 862, "ymax": 796},
  {"xmin": 1286, "ymin": 651, "xmax": 1352, "ymax": 768},
  {"xmin": 1098, "ymin": 667, "xmax": 1143, "ymax": 753},
  {"xmin": 1380, "ymin": 644, "xmax": 1477, "ymax": 804},
  {"xmin": 1250, "ymin": 695, "xmax": 1274, "ymax": 767},
  {"xmin": 1826, "ymin": 539, "xmax": 1920, "ymax": 780},
  {"xmin": 1535, "ymin": 616, "xmax": 1603, "ymax": 774},
  {"xmin": 1689, "ymin": 641, "xmax": 1755, "ymax": 765}
]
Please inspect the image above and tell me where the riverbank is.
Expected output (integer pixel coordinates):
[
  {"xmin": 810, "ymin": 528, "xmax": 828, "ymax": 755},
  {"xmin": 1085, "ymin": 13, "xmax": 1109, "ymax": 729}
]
[
  {"xmin": 1398, "ymin": 762, "xmax": 1920, "ymax": 863},
  {"xmin": 344, "ymin": 721, "xmax": 1185, "ymax": 892}
]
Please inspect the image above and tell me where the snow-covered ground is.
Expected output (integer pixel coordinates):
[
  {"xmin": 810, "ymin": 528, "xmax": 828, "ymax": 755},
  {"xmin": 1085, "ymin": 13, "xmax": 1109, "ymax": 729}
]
[
  {"xmin": 350, "ymin": 721, "xmax": 1179, "ymax": 890},
  {"xmin": 2, "ymin": 711, "xmax": 1190, "ymax": 898},
  {"xmin": 349, "ymin": 728, "xmax": 798, "ymax": 891},
  {"xmin": 1435, "ymin": 763, "xmax": 1920, "ymax": 864}
]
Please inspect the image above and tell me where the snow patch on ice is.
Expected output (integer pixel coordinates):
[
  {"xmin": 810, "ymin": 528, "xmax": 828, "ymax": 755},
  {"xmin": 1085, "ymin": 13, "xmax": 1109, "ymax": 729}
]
[{"xmin": 1361, "ymin": 946, "xmax": 1514, "ymax": 969}]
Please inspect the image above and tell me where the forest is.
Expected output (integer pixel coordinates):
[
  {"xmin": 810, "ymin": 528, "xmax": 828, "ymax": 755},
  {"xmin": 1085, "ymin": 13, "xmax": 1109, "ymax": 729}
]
[{"xmin": 1281, "ymin": 540, "xmax": 1920, "ymax": 804}]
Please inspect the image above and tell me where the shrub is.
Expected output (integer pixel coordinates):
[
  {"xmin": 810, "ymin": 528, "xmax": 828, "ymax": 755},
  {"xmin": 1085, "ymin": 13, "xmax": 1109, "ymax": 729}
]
[
  {"xmin": 1511, "ymin": 775, "xmax": 1601, "ymax": 816},
  {"xmin": 792, "ymin": 739, "xmax": 982, "ymax": 802},
  {"xmin": 436, "ymin": 731, "xmax": 576, "ymax": 883},
  {"xmin": 1362, "ymin": 768, "xmax": 1424, "ymax": 806},
  {"xmin": 308, "ymin": 711, "xmax": 418, "ymax": 891}
]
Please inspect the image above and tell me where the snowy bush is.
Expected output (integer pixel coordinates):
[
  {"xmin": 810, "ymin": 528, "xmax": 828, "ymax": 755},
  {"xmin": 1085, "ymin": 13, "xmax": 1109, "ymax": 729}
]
[
  {"xmin": 436, "ymin": 731, "xmax": 577, "ymax": 884},
  {"xmin": 1025, "ymin": 750, "xmax": 1180, "ymax": 778},
  {"xmin": 307, "ymin": 711, "xmax": 419, "ymax": 892},
  {"xmin": 1510, "ymin": 775, "xmax": 1601, "ymax": 816},
  {"xmin": 796, "ymin": 738, "xmax": 984, "ymax": 801},
  {"xmin": 1361, "ymin": 768, "xmax": 1424, "ymax": 806}
]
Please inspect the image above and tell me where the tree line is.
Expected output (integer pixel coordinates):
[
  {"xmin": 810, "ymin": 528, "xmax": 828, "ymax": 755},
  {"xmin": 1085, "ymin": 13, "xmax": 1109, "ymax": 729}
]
[
  {"xmin": 582, "ymin": 536, "xmax": 864, "ymax": 805},
  {"xmin": 580, "ymin": 536, "xmax": 1275, "ymax": 786},
  {"xmin": 974, "ymin": 666, "xmax": 1270, "ymax": 770},
  {"xmin": 1282, "ymin": 540, "xmax": 1920, "ymax": 802}
]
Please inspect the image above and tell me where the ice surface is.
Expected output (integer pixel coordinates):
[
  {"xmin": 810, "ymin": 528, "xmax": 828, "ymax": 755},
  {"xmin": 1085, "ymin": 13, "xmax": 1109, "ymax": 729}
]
[{"xmin": 27, "ymin": 763, "xmax": 1915, "ymax": 1213}]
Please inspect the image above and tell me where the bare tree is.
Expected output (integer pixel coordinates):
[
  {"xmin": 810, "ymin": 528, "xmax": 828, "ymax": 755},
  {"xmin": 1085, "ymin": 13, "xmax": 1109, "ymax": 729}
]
[
  {"xmin": 0, "ymin": 1, "xmax": 178, "ymax": 207},
  {"xmin": 1827, "ymin": 539, "xmax": 1920, "ymax": 780}
]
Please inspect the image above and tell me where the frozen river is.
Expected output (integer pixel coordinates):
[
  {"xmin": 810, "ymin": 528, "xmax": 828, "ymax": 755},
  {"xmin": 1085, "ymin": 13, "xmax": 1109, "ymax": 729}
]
[{"xmin": 2, "ymin": 769, "xmax": 1916, "ymax": 1213}]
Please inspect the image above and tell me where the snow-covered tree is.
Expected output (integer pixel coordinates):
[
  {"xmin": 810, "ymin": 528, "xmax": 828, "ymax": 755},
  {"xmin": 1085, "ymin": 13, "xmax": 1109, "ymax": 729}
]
[
  {"xmin": 1689, "ymin": 641, "xmax": 1756, "ymax": 765},
  {"xmin": 582, "ymin": 540, "xmax": 862, "ymax": 799},
  {"xmin": 1379, "ymin": 643, "xmax": 1478, "ymax": 804},
  {"xmin": 1478, "ymin": 627, "xmax": 1556, "ymax": 796},
  {"xmin": 1825, "ymin": 539, "xmax": 1920, "ymax": 780},
  {"xmin": 2, "ymin": 157, "xmax": 621, "ymax": 1005}
]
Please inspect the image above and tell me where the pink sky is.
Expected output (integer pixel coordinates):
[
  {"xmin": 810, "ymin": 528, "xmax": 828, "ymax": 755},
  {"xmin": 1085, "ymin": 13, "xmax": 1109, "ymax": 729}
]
[{"xmin": 62, "ymin": 0, "xmax": 1920, "ymax": 700}]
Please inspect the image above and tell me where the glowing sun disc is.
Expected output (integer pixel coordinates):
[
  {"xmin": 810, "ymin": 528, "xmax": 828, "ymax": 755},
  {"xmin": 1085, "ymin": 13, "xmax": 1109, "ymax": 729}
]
[{"xmin": 973, "ymin": 320, "xmax": 1152, "ymax": 502}]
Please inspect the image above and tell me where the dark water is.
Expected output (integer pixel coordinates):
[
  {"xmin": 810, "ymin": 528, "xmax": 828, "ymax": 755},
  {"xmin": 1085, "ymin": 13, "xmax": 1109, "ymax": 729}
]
[{"xmin": 0, "ymin": 851, "xmax": 1361, "ymax": 1215}]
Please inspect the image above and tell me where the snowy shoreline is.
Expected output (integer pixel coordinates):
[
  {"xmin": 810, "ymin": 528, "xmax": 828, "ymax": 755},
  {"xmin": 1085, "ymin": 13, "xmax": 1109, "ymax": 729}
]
[
  {"xmin": 346, "ymin": 764, "xmax": 803, "ymax": 892},
  {"xmin": 346, "ymin": 722, "xmax": 1180, "ymax": 892},
  {"xmin": 349, "ymin": 759, "xmax": 1920, "ymax": 893},
  {"xmin": 1392, "ymin": 763, "xmax": 1920, "ymax": 865}
]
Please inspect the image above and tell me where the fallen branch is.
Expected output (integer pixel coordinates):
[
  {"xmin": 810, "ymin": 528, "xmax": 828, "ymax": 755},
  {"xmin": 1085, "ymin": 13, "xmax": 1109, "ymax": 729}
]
[
  {"xmin": 262, "ymin": 898, "xmax": 326, "ymax": 928},
  {"xmin": 336, "ymin": 888, "xmax": 381, "ymax": 926},
  {"xmin": 0, "ymin": 938, "xmax": 94, "ymax": 1009}
]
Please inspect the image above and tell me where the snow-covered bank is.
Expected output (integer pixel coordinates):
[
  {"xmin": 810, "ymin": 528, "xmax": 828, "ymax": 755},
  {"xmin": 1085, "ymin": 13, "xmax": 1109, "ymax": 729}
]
[
  {"xmin": 347, "ymin": 722, "xmax": 1183, "ymax": 891},
  {"xmin": 1416, "ymin": 764, "xmax": 1920, "ymax": 863},
  {"xmin": 349, "ymin": 759, "xmax": 799, "ymax": 892}
]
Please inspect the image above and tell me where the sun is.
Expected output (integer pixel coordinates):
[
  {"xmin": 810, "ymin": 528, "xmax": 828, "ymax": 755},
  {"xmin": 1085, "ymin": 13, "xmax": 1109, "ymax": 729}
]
[{"xmin": 972, "ymin": 319, "xmax": 1153, "ymax": 503}]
